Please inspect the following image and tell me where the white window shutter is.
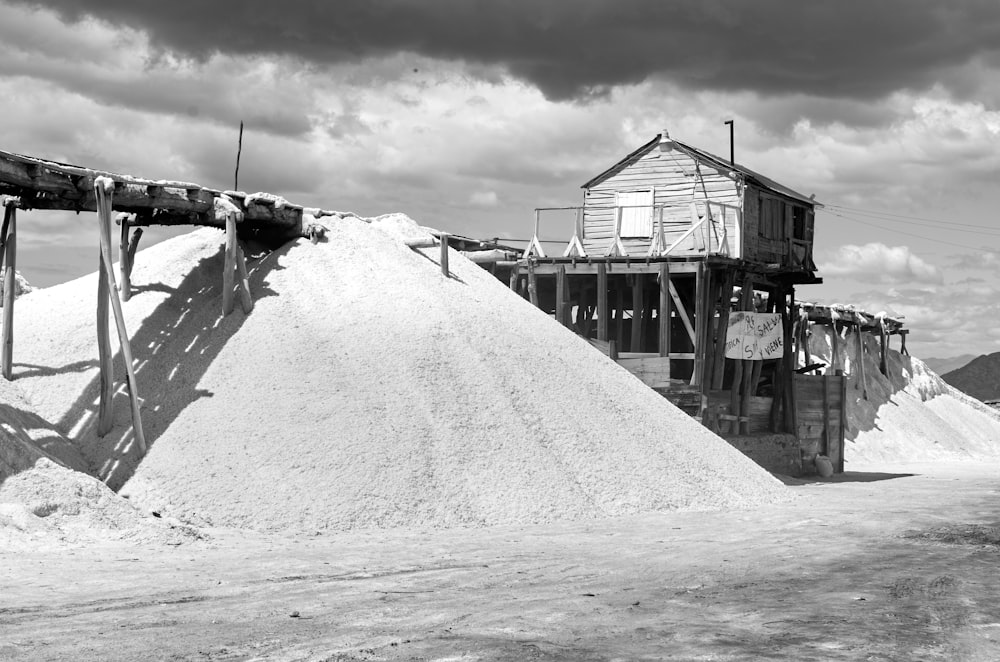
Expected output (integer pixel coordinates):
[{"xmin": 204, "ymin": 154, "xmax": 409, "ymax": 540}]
[{"xmin": 617, "ymin": 190, "xmax": 653, "ymax": 238}]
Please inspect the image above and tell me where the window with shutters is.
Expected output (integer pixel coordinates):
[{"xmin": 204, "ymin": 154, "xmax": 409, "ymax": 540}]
[{"xmin": 617, "ymin": 190, "xmax": 653, "ymax": 238}]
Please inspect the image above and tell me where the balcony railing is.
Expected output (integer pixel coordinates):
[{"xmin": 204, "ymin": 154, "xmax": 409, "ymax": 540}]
[{"xmin": 524, "ymin": 201, "xmax": 743, "ymax": 260}]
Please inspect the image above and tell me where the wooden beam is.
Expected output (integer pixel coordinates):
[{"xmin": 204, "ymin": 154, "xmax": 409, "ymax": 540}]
[
  {"xmin": 524, "ymin": 260, "xmax": 701, "ymax": 276},
  {"xmin": 855, "ymin": 323, "xmax": 868, "ymax": 400},
  {"xmin": 1, "ymin": 201, "xmax": 16, "ymax": 380},
  {"xmin": 94, "ymin": 178, "xmax": 146, "ymax": 453},
  {"xmin": 597, "ymin": 263, "xmax": 609, "ymax": 342}
]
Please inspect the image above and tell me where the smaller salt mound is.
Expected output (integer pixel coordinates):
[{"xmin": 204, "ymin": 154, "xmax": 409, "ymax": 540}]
[
  {"xmin": 0, "ymin": 378, "xmax": 88, "ymax": 479},
  {"xmin": 0, "ymin": 458, "xmax": 201, "ymax": 550},
  {"xmin": 806, "ymin": 325, "xmax": 1000, "ymax": 465}
]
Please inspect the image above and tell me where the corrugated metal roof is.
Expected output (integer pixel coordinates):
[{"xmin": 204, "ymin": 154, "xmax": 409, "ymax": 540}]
[{"xmin": 582, "ymin": 133, "xmax": 821, "ymax": 208}]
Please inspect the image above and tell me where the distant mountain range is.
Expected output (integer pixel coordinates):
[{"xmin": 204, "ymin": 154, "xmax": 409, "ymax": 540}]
[
  {"xmin": 941, "ymin": 353, "xmax": 1000, "ymax": 402},
  {"xmin": 922, "ymin": 354, "xmax": 977, "ymax": 376}
]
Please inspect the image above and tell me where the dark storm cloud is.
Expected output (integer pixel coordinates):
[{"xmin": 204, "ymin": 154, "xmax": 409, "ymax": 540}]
[{"xmin": 16, "ymin": 0, "xmax": 1000, "ymax": 101}]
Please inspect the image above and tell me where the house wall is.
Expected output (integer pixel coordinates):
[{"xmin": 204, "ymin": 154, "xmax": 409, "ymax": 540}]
[
  {"xmin": 741, "ymin": 185, "xmax": 816, "ymax": 267},
  {"xmin": 582, "ymin": 142, "xmax": 741, "ymax": 257}
]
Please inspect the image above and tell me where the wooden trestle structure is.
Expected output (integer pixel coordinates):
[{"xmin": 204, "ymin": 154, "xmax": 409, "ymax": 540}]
[
  {"xmin": 510, "ymin": 253, "xmax": 814, "ymax": 435},
  {"xmin": 0, "ymin": 147, "xmax": 326, "ymax": 455}
]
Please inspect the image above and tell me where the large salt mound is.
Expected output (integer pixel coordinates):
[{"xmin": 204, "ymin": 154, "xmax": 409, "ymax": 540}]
[
  {"xmin": 9, "ymin": 217, "xmax": 786, "ymax": 531},
  {"xmin": 806, "ymin": 325, "xmax": 1000, "ymax": 466}
]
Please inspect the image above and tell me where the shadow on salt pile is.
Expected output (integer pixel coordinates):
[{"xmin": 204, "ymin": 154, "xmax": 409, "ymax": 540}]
[{"xmin": 51, "ymin": 241, "xmax": 285, "ymax": 491}]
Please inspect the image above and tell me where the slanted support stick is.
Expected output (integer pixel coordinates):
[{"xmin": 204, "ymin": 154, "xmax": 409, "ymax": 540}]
[{"xmin": 94, "ymin": 178, "xmax": 146, "ymax": 453}]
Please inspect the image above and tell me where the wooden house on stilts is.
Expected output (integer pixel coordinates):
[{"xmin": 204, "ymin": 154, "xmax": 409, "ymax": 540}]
[{"xmin": 510, "ymin": 130, "xmax": 836, "ymax": 475}]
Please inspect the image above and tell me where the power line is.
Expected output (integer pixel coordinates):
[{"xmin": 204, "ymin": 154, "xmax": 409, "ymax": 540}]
[
  {"xmin": 823, "ymin": 209, "xmax": 998, "ymax": 253},
  {"xmin": 824, "ymin": 203, "xmax": 999, "ymax": 232}
]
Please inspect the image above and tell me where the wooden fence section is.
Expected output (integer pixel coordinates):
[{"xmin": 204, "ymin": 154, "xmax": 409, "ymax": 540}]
[{"xmin": 794, "ymin": 373, "xmax": 846, "ymax": 472}]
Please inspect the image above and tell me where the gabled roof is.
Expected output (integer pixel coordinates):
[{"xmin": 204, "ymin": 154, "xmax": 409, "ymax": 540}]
[{"xmin": 582, "ymin": 133, "xmax": 820, "ymax": 208}]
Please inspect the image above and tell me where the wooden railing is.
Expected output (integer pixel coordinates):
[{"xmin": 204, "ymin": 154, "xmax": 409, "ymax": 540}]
[{"xmin": 525, "ymin": 202, "xmax": 743, "ymax": 260}]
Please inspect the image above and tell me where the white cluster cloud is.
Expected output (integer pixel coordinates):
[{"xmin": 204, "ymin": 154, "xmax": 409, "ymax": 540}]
[{"xmin": 818, "ymin": 243, "xmax": 943, "ymax": 285}]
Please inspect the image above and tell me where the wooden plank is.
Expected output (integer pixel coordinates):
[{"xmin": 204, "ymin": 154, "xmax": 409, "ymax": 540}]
[
  {"xmin": 597, "ymin": 263, "xmax": 609, "ymax": 341},
  {"xmin": 1, "ymin": 202, "xmax": 15, "ymax": 380},
  {"xmin": 617, "ymin": 356, "xmax": 671, "ymax": 388},
  {"xmin": 587, "ymin": 337, "xmax": 611, "ymax": 356}
]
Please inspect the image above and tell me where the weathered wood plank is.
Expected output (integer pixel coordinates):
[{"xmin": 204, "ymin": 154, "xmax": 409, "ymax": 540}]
[
  {"xmin": 617, "ymin": 356, "xmax": 672, "ymax": 388},
  {"xmin": 597, "ymin": 262, "xmax": 608, "ymax": 341}
]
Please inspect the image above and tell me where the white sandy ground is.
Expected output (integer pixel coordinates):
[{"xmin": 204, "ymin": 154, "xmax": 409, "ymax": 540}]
[
  {"xmin": 806, "ymin": 324, "xmax": 1000, "ymax": 467},
  {"xmin": 2, "ymin": 215, "xmax": 789, "ymax": 538}
]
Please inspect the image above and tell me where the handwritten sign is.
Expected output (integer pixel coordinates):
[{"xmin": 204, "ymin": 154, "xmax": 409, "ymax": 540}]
[{"xmin": 724, "ymin": 312, "xmax": 784, "ymax": 361}]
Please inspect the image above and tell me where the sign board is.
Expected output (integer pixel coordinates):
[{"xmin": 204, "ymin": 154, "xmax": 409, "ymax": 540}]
[{"xmin": 724, "ymin": 312, "xmax": 784, "ymax": 361}]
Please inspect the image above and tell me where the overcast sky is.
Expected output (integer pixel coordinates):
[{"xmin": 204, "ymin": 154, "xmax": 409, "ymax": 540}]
[{"xmin": 2, "ymin": 0, "xmax": 1000, "ymax": 359}]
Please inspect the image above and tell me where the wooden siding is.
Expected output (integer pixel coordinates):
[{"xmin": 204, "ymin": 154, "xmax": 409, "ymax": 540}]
[
  {"xmin": 794, "ymin": 373, "xmax": 846, "ymax": 472},
  {"xmin": 582, "ymin": 143, "xmax": 740, "ymax": 256}
]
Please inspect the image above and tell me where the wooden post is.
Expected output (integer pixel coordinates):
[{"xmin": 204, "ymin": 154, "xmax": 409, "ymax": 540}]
[
  {"xmin": 439, "ymin": 232, "xmax": 450, "ymax": 278},
  {"xmin": 700, "ymin": 266, "xmax": 716, "ymax": 390},
  {"xmin": 509, "ymin": 267, "xmax": 519, "ymax": 292},
  {"xmin": 1, "ymin": 200, "xmax": 16, "ymax": 380},
  {"xmin": 821, "ymin": 373, "xmax": 831, "ymax": 458},
  {"xmin": 856, "ymin": 323, "xmax": 868, "ymax": 400},
  {"xmin": 223, "ymin": 212, "xmax": 237, "ymax": 315},
  {"xmin": 729, "ymin": 277, "xmax": 752, "ymax": 426},
  {"xmin": 830, "ymin": 320, "xmax": 841, "ymax": 372},
  {"xmin": 658, "ymin": 263, "xmax": 670, "ymax": 358},
  {"xmin": 126, "ymin": 227, "xmax": 143, "ymax": 280},
  {"xmin": 838, "ymin": 371, "xmax": 847, "ymax": 473},
  {"xmin": 597, "ymin": 263, "xmax": 609, "ymax": 342},
  {"xmin": 615, "ymin": 281, "xmax": 625, "ymax": 349},
  {"xmin": 692, "ymin": 264, "xmax": 706, "ymax": 388},
  {"xmin": 712, "ymin": 272, "xmax": 734, "ymax": 390},
  {"xmin": 878, "ymin": 319, "xmax": 888, "ymax": 376},
  {"xmin": 784, "ymin": 290, "xmax": 798, "ymax": 434},
  {"xmin": 631, "ymin": 273, "xmax": 644, "ymax": 352},
  {"xmin": 527, "ymin": 260, "xmax": 539, "ymax": 308},
  {"xmin": 119, "ymin": 215, "xmax": 132, "ymax": 302},
  {"xmin": 556, "ymin": 265, "xmax": 568, "ymax": 328},
  {"xmin": 94, "ymin": 178, "xmax": 146, "ymax": 453}
]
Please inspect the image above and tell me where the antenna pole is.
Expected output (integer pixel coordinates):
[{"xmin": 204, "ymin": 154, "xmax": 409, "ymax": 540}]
[
  {"xmin": 234, "ymin": 121, "xmax": 244, "ymax": 191},
  {"xmin": 724, "ymin": 119, "xmax": 734, "ymax": 165}
]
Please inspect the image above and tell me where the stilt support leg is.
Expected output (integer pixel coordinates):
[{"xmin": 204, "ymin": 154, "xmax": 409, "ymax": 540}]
[{"xmin": 1, "ymin": 198, "xmax": 18, "ymax": 380}]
